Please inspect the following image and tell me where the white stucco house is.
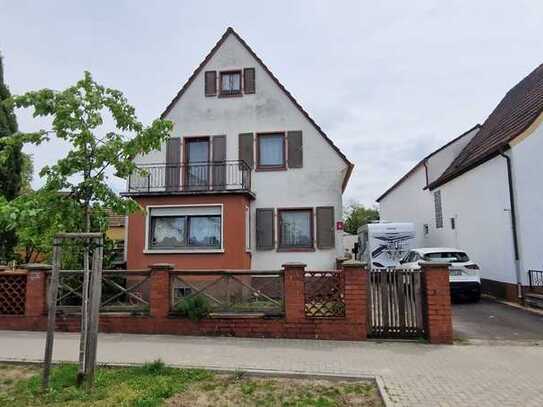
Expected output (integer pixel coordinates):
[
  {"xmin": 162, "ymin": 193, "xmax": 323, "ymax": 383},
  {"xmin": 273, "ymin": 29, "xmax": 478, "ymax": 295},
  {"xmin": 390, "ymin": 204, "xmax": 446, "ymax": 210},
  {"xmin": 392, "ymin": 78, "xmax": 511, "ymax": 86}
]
[
  {"xmin": 123, "ymin": 27, "xmax": 353, "ymax": 271},
  {"xmin": 377, "ymin": 63, "xmax": 543, "ymax": 303}
]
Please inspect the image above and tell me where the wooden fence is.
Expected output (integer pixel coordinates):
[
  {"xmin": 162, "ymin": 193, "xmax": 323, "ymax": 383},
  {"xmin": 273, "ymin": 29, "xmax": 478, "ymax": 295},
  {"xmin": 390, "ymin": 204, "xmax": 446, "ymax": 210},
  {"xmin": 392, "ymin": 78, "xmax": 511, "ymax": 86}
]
[{"xmin": 368, "ymin": 267, "xmax": 424, "ymax": 338}]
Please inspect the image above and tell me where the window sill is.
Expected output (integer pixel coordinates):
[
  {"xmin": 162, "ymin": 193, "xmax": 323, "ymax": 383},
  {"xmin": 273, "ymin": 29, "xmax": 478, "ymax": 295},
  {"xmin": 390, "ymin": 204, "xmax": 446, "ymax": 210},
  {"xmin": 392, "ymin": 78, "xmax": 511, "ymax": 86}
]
[
  {"xmin": 144, "ymin": 249, "xmax": 224, "ymax": 254},
  {"xmin": 255, "ymin": 166, "xmax": 287, "ymax": 172},
  {"xmin": 276, "ymin": 247, "xmax": 315, "ymax": 253},
  {"xmin": 218, "ymin": 92, "xmax": 242, "ymax": 98}
]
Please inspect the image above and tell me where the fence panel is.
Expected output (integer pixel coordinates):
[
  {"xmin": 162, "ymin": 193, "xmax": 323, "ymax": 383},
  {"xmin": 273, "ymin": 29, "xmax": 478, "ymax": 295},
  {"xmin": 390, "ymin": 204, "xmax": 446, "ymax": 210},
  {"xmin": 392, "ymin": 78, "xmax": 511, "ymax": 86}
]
[
  {"xmin": 53, "ymin": 270, "xmax": 151, "ymax": 314},
  {"xmin": 369, "ymin": 268, "xmax": 424, "ymax": 338},
  {"xmin": 0, "ymin": 273, "xmax": 26, "ymax": 315},
  {"xmin": 170, "ymin": 271, "xmax": 284, "ymax": 316},
  {"xmin": 304, "ymin": 271, "xmax": 345, "ymax": 318}
]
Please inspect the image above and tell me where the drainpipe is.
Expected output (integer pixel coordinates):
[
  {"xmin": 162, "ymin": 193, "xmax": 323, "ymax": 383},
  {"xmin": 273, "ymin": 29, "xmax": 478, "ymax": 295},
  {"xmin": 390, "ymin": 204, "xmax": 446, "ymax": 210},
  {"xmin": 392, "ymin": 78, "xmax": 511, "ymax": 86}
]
[{"xmin": 499, "ymin": 149, "xmax": 523, "ymax": 299}]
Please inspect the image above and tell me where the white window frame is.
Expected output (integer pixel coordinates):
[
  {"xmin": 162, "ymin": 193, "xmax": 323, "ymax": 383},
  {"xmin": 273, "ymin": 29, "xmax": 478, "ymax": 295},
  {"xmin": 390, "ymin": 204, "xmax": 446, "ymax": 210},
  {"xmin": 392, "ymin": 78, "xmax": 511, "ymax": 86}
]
[{"xmin": 144, "ymin": 203, "xmax": 224, "ymax": 254}]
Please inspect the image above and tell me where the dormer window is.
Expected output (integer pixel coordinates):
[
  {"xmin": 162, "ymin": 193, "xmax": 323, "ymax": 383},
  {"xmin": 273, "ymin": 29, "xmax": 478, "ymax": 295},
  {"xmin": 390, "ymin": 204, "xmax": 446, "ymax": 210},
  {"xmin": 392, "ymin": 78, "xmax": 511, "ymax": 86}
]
[{"xmin": 220, "ymin": 71, "xmax": 242, "ymax": 96}]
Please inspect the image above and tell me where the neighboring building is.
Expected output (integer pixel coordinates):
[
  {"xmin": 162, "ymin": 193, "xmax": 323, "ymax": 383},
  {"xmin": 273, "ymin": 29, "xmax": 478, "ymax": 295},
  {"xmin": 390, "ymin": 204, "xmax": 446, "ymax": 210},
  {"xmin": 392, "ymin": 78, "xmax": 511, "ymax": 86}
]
[
  {"xmin": 378, "ymin": 63, "xmax": 543, "ymax": 302},
  {"xmin": 105, "ymin": 210, "xmax": 126, "ymax": 264},
  {"xmin": 123, "ymin": 27, "xmax": 353, "ymax": 271}
]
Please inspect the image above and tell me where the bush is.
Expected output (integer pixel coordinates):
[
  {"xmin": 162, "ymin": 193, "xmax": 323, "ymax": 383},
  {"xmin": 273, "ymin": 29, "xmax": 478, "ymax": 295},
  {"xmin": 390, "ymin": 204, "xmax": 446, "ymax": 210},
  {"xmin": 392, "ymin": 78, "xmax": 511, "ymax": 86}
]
[{"xmin": 174, "ymin": 296, "xmax": 210, "ymax": 321}]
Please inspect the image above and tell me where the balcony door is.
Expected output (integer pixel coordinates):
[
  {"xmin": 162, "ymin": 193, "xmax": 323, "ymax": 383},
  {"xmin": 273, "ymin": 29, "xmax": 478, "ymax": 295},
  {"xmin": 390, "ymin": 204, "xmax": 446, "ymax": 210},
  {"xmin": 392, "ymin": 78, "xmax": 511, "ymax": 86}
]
[{"xmin": 185, "ymin": 137, "xmax": 210, "ymax": 190}]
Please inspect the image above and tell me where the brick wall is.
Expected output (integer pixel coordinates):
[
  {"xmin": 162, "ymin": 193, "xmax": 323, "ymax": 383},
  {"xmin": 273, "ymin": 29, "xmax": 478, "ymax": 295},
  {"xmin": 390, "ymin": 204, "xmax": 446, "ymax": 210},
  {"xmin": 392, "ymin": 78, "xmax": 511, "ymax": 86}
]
[
  {"xmin": 421, "ymin": 262, "xmax": 453, "ymax": 344},
  {"xmin": 0, "ymin": 262, "xmax": 452, "ymax": 344}
]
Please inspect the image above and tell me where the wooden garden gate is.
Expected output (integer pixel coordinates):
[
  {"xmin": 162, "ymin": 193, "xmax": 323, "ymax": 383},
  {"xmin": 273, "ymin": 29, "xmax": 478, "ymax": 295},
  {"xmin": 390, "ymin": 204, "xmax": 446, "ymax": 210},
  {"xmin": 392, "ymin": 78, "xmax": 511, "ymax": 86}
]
[{"xmin": 368, "ymin": 268, "xmax": 424, "ymax": 338}]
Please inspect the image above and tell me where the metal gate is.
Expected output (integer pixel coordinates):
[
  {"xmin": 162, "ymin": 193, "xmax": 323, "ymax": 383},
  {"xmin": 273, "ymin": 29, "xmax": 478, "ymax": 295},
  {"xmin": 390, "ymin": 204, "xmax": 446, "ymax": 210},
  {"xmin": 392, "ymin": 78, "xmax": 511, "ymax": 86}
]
[{"xmin": 368, "ymin": 268, "xmax": 424, "ymax": 338}]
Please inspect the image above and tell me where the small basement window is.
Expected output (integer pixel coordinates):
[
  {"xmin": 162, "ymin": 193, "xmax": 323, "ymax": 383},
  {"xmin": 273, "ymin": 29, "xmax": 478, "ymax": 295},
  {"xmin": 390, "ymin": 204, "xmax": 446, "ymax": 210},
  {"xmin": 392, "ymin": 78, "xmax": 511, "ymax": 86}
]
[
  {"xmin": 148, "ymin": 206, "xmax": 222, "ymax": 250},
  {"xmin": 220, "ymin": 71, "xmax": 242, "ymax": 96}
]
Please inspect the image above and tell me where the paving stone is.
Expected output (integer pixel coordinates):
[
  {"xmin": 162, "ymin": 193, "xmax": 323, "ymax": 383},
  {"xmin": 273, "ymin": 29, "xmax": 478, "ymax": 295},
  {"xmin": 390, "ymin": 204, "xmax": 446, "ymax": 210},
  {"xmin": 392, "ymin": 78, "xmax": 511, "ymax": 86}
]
[{"xmin": 0, "ymin": 331, "xmax": 542, "ymax": 406}]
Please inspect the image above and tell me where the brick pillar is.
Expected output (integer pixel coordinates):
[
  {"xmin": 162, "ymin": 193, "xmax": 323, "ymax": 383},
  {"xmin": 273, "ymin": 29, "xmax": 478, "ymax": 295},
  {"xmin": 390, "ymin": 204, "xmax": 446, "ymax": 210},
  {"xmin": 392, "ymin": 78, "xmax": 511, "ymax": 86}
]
[
  {"xmin": 24, "ymin": 264, "xmax": 50, "ymax": 317},
  {"xmin": 342, "ymin": 262, "xmax": 368, "ymax": 339},
  {"xmin": 149, "ymin": 263, "xmax": 173, "ymax": 319},
  {"xmin": 421, "ymin": 261, "xmax": 453, "ymax": 344},
  {"xmin": 283, "ymin": 263, "xmax": 306, "ymax": 323}
]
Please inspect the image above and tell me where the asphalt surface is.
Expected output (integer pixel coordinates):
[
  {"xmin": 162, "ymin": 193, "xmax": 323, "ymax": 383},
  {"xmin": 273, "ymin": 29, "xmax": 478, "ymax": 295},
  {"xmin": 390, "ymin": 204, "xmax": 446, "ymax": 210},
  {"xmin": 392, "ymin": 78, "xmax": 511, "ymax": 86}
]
[{"xmin": 453, "ymin": 298, "xmax": 543, "ymax": 340}]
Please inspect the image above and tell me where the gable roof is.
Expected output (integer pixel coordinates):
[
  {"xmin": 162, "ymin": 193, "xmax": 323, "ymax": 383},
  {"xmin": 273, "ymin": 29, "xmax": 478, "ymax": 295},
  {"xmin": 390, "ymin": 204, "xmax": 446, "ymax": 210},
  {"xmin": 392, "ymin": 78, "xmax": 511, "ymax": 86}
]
[
  {"xmin": 429, "ymin": 63, "xmax": 543, "ymax": 189},
  {"xmin": 376, "ymin": 124, "xmax": 480, "ymax": 202},
  {"xmin": 160, "ymin": 27, "xmax": 354, "ymax": 191}
]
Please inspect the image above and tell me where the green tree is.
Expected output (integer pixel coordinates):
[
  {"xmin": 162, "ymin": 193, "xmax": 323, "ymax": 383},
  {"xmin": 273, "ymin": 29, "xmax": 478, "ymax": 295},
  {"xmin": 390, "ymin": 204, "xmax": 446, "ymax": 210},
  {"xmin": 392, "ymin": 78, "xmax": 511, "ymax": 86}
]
[
  {"xmin": 0, "ymin": 53, "xmax": 26, "ymax": 261},
  {"xmin": 0, "ymin": 71, "xmax": 173, "ymax": 261},
  {"xmin": 343, "ymin": 202, "xmax": 379, "ymax": 234}
]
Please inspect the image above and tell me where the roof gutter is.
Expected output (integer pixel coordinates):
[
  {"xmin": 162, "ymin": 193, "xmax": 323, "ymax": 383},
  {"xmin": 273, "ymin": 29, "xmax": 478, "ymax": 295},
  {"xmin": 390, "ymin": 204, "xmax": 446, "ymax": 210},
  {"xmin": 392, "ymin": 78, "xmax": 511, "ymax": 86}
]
[{"xmin": 499, "ymin": 147, "xmax": 523, "ymax": 299}]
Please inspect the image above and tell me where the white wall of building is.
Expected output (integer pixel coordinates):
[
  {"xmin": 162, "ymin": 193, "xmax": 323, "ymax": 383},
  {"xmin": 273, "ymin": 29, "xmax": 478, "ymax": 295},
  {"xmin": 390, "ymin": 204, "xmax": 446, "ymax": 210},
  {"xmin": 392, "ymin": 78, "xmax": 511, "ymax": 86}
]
[
  {"xmin": 378, "ymin": 165, "xmax": 434, "ymax": 248},
  {"xmin": 434, "ymin": 156, "xmax": 517, "ymax": 284},
  {"xmin": 511, "ymin": 121, "xmax": 543, "ymax": 281},
  {"xmin": 379, "ymin": 138, "xmax": 518, "ymax": 285},
  {"xmin": 135, "ymin": 33, "xmax": 348, "ymax": 270}
]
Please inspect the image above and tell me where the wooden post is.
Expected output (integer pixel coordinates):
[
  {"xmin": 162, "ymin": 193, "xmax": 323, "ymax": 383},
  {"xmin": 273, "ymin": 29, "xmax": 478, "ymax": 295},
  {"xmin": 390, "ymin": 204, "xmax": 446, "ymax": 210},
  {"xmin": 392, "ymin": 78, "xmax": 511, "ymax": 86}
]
[
  {"xmin": 84, "ymin": 236, "xmax": 103, "ymax": 388},
  {"xmin": 78, "ymin": 240, "xmax": 91, "ymax": 382},
  {"xmin": 42, "ymin": 238, "xmax": 61, "ymax": 391}
]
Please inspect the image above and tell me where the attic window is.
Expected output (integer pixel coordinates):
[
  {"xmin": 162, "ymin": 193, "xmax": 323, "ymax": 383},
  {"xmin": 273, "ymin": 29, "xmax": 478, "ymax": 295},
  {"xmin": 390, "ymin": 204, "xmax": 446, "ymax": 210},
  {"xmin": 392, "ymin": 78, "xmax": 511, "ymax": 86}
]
[{"xmin": 220, "ymin": 71, "xmax": 242, "ymax": 96}]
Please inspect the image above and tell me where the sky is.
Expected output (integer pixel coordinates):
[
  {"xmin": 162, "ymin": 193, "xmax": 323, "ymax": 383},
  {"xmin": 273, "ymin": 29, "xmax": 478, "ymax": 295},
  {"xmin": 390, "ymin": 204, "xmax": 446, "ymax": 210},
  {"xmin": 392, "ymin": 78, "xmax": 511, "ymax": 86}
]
[{"xmin": 1, "ymin": 0, "xmax": 542, "ymax": 207}]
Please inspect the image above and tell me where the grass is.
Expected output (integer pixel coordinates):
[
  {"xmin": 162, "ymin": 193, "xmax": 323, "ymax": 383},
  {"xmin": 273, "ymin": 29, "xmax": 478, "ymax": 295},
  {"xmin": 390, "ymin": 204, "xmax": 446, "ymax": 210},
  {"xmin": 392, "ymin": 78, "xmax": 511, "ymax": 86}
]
[{"xmin": 0, "ymin": 362, "xmax": 382, "ymax": 407}]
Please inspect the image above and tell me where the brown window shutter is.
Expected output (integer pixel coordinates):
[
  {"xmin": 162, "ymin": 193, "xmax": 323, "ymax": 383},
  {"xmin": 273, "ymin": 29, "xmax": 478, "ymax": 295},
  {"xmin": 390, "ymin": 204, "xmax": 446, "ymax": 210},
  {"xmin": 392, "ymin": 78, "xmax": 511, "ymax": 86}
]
[
  {"xmin": 256, "ymin": 208, "xmax": 274, "ymax": 250},
  {"xmin": 205, "ymin": 71, "xmax": 217, "ymax": 96},
  {"xmin": 287, "ymin": 130, "xmax": 303, "ymax": 168},
  {"xmin": 316, "ymin": 206, "xmax": 335, "ymax": 249},
  {"xmin": 212, "ymin": 135, "xmax": 226, "ymax": 190},
  {"xmin": 238, "ymin": 133, "xmax": 254, "ymax": 169},
  {"xmin": 243, "ymin": 68, "xmax": 255, "ymax": 94},
  {"xmin": 165, "ymin": 137, "xmax": 181, "ymax": 191}
]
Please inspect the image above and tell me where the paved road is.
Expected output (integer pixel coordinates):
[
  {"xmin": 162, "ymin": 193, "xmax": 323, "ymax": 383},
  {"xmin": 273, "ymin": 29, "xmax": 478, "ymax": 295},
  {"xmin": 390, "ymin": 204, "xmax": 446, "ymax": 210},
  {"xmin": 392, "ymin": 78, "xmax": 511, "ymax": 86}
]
[
  {"xmin": 453, "ymin": 298, "xmax": 543, "ymax": 341},
  {"xmin": 1, "ymin": 330, "xmax": 542, "ymax": 407}
]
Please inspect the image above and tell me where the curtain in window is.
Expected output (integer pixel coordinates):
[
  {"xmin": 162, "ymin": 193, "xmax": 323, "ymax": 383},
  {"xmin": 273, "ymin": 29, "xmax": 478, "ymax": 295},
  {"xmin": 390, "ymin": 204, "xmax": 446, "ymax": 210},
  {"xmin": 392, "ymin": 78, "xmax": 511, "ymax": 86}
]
[
  {"xmin": 281, "ymin": 211, "xmax": 311, "ymax": 247},
  {"xmin": 187, "ymin": 140, "xmax": 209, "ymax": 187},
  {"xmin": 260, "ymin": 135, "xmax": 284, "ymax": 166},
  {"xmin": 152, "ymin": 217, "xmax": 185, "ymax": 247},
  {"xmin": 189, "ymin": 216, "xmax": 221, "ymax": 247},
  {"xmin": 222, "ymin": 73, "xmax": 241, "ymax": 92}
]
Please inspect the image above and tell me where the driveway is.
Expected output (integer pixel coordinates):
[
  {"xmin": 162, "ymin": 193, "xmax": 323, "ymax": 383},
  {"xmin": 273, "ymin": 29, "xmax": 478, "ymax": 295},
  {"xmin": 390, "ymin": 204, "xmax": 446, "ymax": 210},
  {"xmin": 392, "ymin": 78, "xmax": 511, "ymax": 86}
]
[{"xmin": 453, "ymin": 298, "xmax": 543, "ymax": 341}]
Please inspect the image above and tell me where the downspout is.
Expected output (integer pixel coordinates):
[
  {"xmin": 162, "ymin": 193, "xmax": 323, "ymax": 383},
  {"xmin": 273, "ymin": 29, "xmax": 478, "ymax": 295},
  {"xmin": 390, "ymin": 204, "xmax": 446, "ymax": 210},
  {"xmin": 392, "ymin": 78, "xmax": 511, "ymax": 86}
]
[{"xmin": 499, "ymin": 149, "xmax": 523, "ymax": 299}]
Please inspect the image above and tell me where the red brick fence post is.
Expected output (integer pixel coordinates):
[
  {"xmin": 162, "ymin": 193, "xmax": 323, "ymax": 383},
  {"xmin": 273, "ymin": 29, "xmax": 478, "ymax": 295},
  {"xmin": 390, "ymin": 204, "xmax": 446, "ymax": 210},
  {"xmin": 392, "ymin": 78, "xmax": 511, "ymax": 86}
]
[
  {"xmin": 283, "ymin": 263, "xmax": 306, "ymax": 323},
  {"xmin": 343, "ymin": 262, "xmax": 368, "ymax": 339},
  {"xmin": 149, "ymin": 263, "xmax": 173, "ymax": 318},
  {"xmin": 420, "ymin": 261, "xmax": 453, "ymax": 344},
  {"xmin": 24, "ymin": 264, "xmax": 50, "ymax": 317}
]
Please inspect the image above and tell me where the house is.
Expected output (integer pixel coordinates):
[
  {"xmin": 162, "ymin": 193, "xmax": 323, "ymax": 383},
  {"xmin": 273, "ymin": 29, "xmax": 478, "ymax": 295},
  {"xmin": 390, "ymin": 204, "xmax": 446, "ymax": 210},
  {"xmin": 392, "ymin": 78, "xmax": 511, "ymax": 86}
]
[
  {"xmin": 123, "ymin": 27, "xmax": 353, "ymax": 271},
  {"xmin": 105, "ymin": 209, "xmax": 126, "ymax": 265},
  {"xmin": 377, "ymin": 63, "xmax": 543, "ymax": 303}
]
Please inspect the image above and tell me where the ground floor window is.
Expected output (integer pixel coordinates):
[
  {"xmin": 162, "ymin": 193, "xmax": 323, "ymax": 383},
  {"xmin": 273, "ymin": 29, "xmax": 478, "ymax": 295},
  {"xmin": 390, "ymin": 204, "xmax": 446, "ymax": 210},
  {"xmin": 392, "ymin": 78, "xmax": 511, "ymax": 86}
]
[
  {"xmin": 148, "ymin": 206, "xmax": 222, "ymax": 250},
  {"xmin": 278, "ymin": 208, "xmax": 313, "ymax": 250}
]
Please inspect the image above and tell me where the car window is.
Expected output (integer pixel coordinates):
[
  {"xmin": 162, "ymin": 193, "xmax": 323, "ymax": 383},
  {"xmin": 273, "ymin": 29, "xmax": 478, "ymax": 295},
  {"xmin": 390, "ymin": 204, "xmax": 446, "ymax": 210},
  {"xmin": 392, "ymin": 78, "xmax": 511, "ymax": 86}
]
[
  {"xmin": 424, "ymin": 252, "xmax": 469, "ymax": 262},
  {"xmin": 404, "ymin": 251, "xmax": 416, "ymax": 263}
]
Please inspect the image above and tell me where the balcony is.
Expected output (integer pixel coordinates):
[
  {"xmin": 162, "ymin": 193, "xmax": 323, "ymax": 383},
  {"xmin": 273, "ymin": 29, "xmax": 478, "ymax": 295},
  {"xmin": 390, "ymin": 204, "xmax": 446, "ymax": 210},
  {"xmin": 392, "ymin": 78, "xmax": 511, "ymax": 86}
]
[{"xmin": 125, "ymin": 160, "xmax": 253, "ymax": 196}]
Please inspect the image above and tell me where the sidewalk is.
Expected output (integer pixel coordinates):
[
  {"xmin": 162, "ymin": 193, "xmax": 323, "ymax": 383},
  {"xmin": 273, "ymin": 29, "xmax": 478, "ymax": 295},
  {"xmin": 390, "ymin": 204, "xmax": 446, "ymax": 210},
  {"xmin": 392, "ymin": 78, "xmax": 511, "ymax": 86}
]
[{"xmin": 1, "ymin": 331, "xmax": 542, "ymax": 407}]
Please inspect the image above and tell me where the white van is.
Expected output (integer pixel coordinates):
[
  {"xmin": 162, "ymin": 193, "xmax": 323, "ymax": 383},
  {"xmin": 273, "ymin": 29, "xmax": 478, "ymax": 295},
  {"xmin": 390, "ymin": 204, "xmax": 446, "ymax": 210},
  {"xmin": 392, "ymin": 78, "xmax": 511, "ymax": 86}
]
[{"xmin": 356, "ymin": 222, "xmax": 416, "ymax": 269}]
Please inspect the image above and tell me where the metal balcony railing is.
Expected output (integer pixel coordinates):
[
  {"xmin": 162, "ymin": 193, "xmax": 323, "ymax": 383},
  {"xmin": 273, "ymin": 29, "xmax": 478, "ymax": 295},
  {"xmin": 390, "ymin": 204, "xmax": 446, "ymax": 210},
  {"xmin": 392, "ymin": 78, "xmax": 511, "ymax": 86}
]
[{"xmin": 127, "ymin": 160, "xmax": 252, "ymax": 194}]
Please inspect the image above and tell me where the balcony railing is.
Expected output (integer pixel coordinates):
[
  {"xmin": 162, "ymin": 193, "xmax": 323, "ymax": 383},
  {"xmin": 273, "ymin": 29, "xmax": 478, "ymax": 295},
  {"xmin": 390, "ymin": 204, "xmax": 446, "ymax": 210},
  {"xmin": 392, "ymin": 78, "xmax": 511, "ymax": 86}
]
[{"xmin": 127, "ymin": 160, "xmax": 252, "ymax": 194}]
